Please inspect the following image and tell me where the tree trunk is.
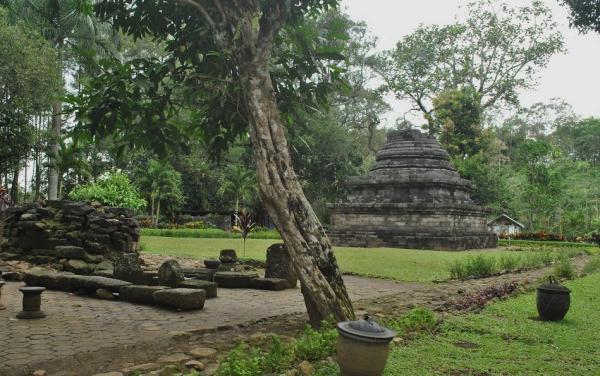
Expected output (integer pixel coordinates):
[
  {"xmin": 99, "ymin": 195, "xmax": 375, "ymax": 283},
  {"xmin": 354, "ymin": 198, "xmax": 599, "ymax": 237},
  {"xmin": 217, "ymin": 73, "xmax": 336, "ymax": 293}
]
[
  {"xmin": 48, "ymin": 101, "xmax": 61, "ymax": 200},
  {"xmin": 237, "ymin": 57, "xmax": 354, "ymax": 327},
  {"xmin": 11, "ymin": 168, "xmax": 19, "ymax": 205},
  {"xmin": 155, "ymin": 199, "xmax": 161, "ymax": 226},
  {"xmin": 151, "ymin": 195, "xmax": 155, "ymax": 226}
]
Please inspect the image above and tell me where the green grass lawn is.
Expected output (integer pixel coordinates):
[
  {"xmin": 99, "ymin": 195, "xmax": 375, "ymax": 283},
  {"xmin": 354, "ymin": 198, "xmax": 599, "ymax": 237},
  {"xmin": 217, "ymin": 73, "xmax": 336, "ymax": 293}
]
[
  {"xmin": 384, "ymin": 272, "xmax": 600, "ymax": 375},
  {"xmin": 141, "ymin": 236, "xmax": 525, "ymax": 282}
]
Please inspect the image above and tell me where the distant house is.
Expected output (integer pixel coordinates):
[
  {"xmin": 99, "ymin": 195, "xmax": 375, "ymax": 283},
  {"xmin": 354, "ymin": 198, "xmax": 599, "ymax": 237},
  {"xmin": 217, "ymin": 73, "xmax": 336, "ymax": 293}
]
[{"xmin": 488, "ymin": 214, "xmax": 525, "ymax": 236}]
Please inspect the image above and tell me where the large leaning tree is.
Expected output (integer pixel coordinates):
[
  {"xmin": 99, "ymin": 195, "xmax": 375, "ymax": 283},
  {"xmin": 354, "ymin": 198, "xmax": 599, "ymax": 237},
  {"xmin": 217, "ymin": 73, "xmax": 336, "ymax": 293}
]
[
  {"xmin": 78, "ymin": 0, "xmax": 355, "ymax": 326},
  {"xmin": 377, "ymin": 0, "xmax": 564, "ymax": 133}
]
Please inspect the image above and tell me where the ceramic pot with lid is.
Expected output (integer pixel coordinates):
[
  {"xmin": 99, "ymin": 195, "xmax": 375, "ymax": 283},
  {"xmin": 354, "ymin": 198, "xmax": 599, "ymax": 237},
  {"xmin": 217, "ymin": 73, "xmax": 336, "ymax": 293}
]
[
  {"xmin": 537, "ymin": 276, "xmax": 571, "ymax": 321},
  {"xmin": 336, "ymin": 315, "xmax": 396, "ymax": 376}
]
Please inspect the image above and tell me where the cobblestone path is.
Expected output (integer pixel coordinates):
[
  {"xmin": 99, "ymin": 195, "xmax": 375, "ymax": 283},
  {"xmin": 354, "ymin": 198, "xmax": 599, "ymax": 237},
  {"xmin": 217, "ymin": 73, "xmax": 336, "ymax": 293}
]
[{"xmin": 0, "ymin": 276, "xmax": 422, "ymax": 375}]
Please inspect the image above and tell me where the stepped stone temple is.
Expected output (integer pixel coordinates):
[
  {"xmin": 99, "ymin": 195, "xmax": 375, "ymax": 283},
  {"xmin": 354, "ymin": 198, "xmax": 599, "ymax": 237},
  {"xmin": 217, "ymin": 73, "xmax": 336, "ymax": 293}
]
[{"xmin": 327, "ymin": 129, "xmax": 497, "ymax": 250}]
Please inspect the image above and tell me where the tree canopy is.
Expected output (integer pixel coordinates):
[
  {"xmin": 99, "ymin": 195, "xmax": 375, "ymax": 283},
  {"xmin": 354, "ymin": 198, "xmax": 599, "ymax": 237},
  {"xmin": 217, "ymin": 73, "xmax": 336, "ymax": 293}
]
[
  {"xmin": 377, "ymin": 0, "xmax": 564, "ymax": 132},
  {"xmin": 561, "ymin": 0, "xmax": 600, "ymax": 33}
]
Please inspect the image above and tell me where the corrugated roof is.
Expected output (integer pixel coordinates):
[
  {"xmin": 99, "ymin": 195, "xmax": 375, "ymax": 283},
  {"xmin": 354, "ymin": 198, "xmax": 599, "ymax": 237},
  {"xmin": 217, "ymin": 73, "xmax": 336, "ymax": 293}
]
[{"xmin": 487, "ymin": 214, "xmax": 525, "ymax": 228}]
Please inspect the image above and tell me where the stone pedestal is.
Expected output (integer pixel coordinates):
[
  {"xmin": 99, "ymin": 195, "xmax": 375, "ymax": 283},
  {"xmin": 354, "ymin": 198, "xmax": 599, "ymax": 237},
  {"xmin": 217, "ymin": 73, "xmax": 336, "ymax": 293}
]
[
  {"xmin": 17, "ymin": 286, "xmax": 46, "ymax": 319},
  {"xmin": 328, "ymin": 130, "xmax": 497, "ymax": 250}
]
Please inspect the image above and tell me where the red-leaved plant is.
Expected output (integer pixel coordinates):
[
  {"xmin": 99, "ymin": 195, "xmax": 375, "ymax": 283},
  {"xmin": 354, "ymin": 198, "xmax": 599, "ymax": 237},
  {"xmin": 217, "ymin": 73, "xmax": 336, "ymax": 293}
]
[{"xmin": 233, "ymin": 211, "xmax": 256, "ymax": 258}]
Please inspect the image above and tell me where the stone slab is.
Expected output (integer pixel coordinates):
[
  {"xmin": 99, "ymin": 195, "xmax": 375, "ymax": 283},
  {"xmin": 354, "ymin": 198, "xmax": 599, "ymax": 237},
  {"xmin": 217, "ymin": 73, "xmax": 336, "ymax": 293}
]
[
  {"xmin": 119, "ymin": 285, "xmax": 169, "ymax": 305},
  {"xmin": 152, "ymin": 288, "xmax": 206, "ymax": 310},
  {"xmin": 214, "ymin": 271, "xmax": 259, "ymax": 288},
  {"xmin": 177, "ymin": 280, "xmax": 217, "ymax": 298},
  {"xmin": 249, "ymin": 278, "xmax": 288, "ymax": 291}
]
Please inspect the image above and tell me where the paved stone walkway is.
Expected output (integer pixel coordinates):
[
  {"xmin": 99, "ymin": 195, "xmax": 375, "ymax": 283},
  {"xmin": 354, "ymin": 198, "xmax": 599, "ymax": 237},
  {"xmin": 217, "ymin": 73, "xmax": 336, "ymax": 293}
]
[
  {"xmin": 0, "ymin": 276, "xmax": 422, "ymax": 375},
  {"xmin": 2, "ymin": 255, "xmax": 590, "ymax": 376}
]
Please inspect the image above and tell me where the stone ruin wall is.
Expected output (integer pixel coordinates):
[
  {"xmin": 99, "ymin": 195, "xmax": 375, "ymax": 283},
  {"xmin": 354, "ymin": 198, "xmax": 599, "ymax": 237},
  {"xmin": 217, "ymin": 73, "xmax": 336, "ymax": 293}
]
[{"xmin": 0, "ymin": 201, "xmax": 140, "ymax": 275}]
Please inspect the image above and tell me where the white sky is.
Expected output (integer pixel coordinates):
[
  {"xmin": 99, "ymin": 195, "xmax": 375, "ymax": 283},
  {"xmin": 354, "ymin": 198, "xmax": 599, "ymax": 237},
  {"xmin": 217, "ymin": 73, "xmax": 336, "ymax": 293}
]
[{"xmin": 341, "ymin": 0, "xmax": 600, "ymax": 127}]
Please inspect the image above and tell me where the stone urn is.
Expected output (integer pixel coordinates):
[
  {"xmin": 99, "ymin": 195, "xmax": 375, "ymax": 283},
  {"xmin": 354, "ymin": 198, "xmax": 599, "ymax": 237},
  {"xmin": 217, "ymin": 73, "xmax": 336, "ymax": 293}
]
[
  {"xmin": 537, "ymin": 276, "xmax": 571, "ymax": 321},
  {"xmin": 336, "ymin": 315, "xmax": 396, "ymax": 376}
]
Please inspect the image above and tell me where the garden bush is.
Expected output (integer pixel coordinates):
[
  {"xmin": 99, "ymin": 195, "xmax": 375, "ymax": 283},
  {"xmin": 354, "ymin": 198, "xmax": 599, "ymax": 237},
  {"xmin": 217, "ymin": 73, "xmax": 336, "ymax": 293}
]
[
  {"xmin": 69, "ymin": 172, "xmax": 146, "ymax": 210},
  {"xmin": 448, "ymin": 249, "xmax": 582, "ymax": 280},
  {"xmin": 554, "ymin": 257, "xmax": 576, "ymax": 280},
  {"xmin": 449, "ymin": 254, "xmax": 496, "ymax": 279},
  {"xmin": 294, "ymin": 320, "xmax": 338, "ymax": 362},
  {"xmin": 385, "ymin": 307, "xmax": 439, "ymax": 339},
  {"xmin": 583, "ymin": 256, "xmax": 600, "ymax": 274},
  {"xmin": 140, "ymin": 227, "xmax": 281, "ymax": 239},
  {"xmin": 215, "ymin": 320, "xmax": 338, "ymax": 376},
  {"xmin": 499, "ymin": 253, "xmax": 521, "ymax": 271},
  {"xmin": 498, "ymin": 239, "xmax": 592, "ymax": 249}
]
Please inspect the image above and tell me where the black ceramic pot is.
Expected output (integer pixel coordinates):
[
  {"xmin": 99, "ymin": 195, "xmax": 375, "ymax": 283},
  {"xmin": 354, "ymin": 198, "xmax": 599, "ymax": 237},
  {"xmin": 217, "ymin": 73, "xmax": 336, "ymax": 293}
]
[{"xmin": 537, "ymin": 277, "xmax": 571, "ymax": 321}]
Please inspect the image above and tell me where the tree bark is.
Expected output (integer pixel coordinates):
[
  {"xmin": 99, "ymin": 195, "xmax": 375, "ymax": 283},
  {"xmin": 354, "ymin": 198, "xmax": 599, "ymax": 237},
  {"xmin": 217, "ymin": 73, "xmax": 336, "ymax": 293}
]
[
  {"xmin": 48, "ymin": 101, "xmax": 62, "ymax": 200},
  {"xmin": 235, "ymin": 27, "xmax": 354, "ymax": 326},
  {"xmin": 11, "ymin": 168, "xmax": 19, "ymax": 205}
]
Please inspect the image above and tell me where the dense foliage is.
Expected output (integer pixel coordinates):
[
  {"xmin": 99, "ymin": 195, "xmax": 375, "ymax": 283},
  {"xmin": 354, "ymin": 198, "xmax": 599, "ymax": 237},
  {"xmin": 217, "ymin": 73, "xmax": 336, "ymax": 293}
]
[
  {"xmin": 69, "ymin": 172, "xmax": 146, "ymax": 210},
  {"xmin": 1, "ymin": 0, "xmax": 597, "ymax": 241},
  {"xmin": 561, "ymin": 0, "xmax": 600, "ymax": 33}
]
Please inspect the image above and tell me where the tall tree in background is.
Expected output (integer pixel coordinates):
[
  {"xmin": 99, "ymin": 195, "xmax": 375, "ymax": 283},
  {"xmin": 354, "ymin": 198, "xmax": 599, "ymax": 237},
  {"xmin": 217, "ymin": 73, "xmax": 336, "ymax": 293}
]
[
  {"xmin": 378, "ymin": 0, "xmax": 564, "ymax": 132},
  {"xmin": 561, "ymin": 0, "xmax": 600, "ymax": 33},
  {"xmin": 218, "ymin": 165, "xmax": 256, "ymax": 213},
  {"xmin": 82, "ymin": 0, "xmax": 354, "ymax": 325},
  {"xmin": 8, "ymin": 0, "xmax": 117, "ymax": 199},
  {"xmin": 136, "ymin": 160, "xmax": 184, "ymax": 226},
  {"xmin": 432, "ymin": 86, "xmax": 484, "ymax": 159},
  {"xmin": 0, "ymin": 8, "xmax": 60, "ymax": 201}
]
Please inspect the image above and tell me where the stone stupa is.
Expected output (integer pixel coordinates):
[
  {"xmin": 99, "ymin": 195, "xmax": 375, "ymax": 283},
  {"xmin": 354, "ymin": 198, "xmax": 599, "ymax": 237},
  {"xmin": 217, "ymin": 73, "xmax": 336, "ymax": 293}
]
[{"xmin": 327, "ymin": 129, "xmax": 497, "ymax": 250}]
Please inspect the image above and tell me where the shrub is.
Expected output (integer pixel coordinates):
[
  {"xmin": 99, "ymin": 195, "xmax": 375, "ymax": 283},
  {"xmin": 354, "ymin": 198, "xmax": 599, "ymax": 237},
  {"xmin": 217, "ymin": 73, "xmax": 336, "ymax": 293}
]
[
  {"xmin": 498, "ymin": 239, "xmax": 593, "ymax": 248},
  {"xmin": 214, "ymin": 337, "xmax": 293, "ymax": 376},
  {"xmin": 294, "ymin": 320, "xmax": 338, "ymax": 362},
  {"xmin": 554, "ymin": 257, "xmax": 576, "ymax": 280},
  {"xmin": 184, "ymin": 221, "xmax": 207, "ymax": 229},
  {"xmin": 215, "ymin": 320, "xmax": 338, "ymax": 376},
  {"xmin": 313, "ymin": 362, "xmax": 340, "ymax": 376},
  {"xmin": 140, "ymin": 227, "xmax": 281, "ymax": 239},
  {"xmin": 215, "ymin": 342, "xmax": 263, "ymax": 376},
  {"xmin": 521, "ymin": 252, "xmax": 547, "ymax": 269},
  {"xmin": 499, "ymin": 254, "xmax": 521, "ymax": 271},
  {"xmin": 583, "ymin": 256, "xmax": 600, "ymax": 274},
  {"xmin": 385, "ymin": 308, "xmax": 438, "ymax": 338},
  {"xmin": 468, "ymin": 254, "xmax": 496, "ymax": 278},
  {"xmin": 449, "ymin": 259, "xmax": 468, "ymax": 279},
  {"xmin": 512, "ymin": 231, "xmax": 566, "ymax": 242},
  {"xmin": 69, "ymin": 172, "xmax": 146, "ymax": 210},
  {"xmin": 262, "ymin": 336, "xmax": 294, "ymax": 374},
  {"xmin": 448, "ymin": 254, "xmax": 496, "ymax": 279}
]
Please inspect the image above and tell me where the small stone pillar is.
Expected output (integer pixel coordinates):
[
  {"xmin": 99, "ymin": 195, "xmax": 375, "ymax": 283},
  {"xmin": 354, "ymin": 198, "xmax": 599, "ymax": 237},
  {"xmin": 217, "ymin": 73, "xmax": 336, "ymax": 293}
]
[
  {"xmin": 17, "ymin": 286, "xmax": 46, "ymax": 319},
  {"xmin": 265, "ymin": 243, "xmax": 297, "ymax": 288},
  {"xmin": 0, "ymin": 280, "xmax": 6, "ymax": 310}
]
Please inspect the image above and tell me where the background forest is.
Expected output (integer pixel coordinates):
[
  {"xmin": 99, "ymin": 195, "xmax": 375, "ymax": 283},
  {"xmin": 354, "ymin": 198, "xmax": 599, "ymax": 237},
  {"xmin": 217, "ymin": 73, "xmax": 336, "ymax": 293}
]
[{"xmin": 0, "ymin": 0, "xmax": 598, "ymax": 240}]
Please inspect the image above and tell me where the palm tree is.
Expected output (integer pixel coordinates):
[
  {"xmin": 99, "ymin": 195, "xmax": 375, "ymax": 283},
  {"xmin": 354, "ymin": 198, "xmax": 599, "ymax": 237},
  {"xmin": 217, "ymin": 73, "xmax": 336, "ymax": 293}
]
[
  {"xmin": 218, "ymin": 165, "xmax": 257, "ymax": 213},
  {"xmin": 7, "ymin": 0, "xmax": 118, "ymax": 199},
  {"xmin": 53, "ymin": 139, "xmax": 92, "ymax": 197},
  {"xmin": 137, "ymin": 160, "xmax": 183, "ymax": 226}
]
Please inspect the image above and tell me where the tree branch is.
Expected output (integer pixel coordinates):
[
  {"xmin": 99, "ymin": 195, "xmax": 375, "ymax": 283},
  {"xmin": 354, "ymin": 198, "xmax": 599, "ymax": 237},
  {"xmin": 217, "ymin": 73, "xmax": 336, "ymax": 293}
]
[{"xmin": 175, "ymin": 0, "xmax": 215, "ymax": 29}]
